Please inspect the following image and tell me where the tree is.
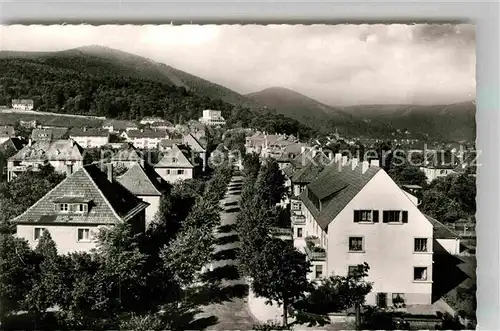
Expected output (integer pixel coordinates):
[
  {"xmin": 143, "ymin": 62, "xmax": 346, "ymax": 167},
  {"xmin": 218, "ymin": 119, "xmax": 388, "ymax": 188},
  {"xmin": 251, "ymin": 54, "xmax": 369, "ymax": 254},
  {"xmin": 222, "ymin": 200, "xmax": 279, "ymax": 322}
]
[
  {"xmin": 243, "ymin": 152, "xmax": 261, "ymax": 180},
  {"xmin": 160, "ymin": 226, "xmax": 215, "ymax": 287},
  {"xmin": 251, "ymin": 239, "xmax": 312, "ymax": 326},
  {"xmin": 0, "ymin": 234, "xmax": 36, "ymax": 325},
  {"xmin": 420, "ymin": 189, "xmax": 465, "ymax": 223},
  {"xmin": 254, "ymin": 158, "xmax": 286, "ymax": 207},
  {"xmin": 388, "ymin": 164, "xmax": 427, "ymax": 188}
]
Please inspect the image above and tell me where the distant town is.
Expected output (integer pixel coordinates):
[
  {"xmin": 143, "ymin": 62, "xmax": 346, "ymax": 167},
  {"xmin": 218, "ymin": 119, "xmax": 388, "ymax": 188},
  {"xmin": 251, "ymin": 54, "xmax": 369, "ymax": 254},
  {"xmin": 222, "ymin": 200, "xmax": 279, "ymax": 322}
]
[{"xmin": 0, "ymin": 95, "xmax": 476, "ymax": 330}]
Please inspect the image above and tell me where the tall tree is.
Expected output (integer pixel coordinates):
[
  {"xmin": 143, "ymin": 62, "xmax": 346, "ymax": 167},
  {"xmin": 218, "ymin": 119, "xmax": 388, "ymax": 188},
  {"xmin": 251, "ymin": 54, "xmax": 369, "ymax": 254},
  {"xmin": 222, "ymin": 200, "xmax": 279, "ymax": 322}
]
[
  {"xmin": 254, "ymin": 158, "xmax": 286, "ymax": 207},
  {"xmin": 251, "ymin": 239, "xmax": 312, "ymax": 326}
]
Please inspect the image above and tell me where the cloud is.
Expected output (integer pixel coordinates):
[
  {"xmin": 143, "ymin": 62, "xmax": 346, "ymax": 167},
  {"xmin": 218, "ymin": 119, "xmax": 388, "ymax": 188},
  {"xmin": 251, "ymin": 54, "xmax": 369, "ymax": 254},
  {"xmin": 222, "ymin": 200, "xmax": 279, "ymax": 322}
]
[{"xmin": 0, "ymin": 24, "xmax": 475, "ymax": 106}]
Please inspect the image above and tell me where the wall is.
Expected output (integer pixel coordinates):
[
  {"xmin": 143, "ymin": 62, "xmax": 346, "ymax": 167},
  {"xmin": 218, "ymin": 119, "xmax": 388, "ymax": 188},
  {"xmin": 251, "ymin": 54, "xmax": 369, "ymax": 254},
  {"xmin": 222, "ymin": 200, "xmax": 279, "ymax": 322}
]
[
  {"xmin": 16, "ymin": 224, "xmax": 103, "ymax": 254},
  {"xmin": 140, "ymin": 195, "xmax": 161, "ymax": 226},
  {"xmin": 326, "ymin": 170, "xmax": 433, "ymax": 306},
  {"xmin": 0, "ymin": 137, "xmax": 9, "ymax": 145},
  {"xmin": 435, "ymin": 238, "xmax": 461, "ymax": 255},
  {"xmin": 155, "ymin": 167, "xmax": 193, "ymax": 183}
]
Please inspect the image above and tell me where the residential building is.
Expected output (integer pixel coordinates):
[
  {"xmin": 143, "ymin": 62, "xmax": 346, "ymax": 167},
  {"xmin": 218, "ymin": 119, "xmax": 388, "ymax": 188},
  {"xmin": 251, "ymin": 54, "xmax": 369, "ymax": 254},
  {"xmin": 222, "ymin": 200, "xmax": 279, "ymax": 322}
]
[
  {"xmin": 11, "ymin": 99, "xmax": 34, "ymax": 111},
  {"xmin": 183, "ymin": 133, "xmax": 207, "ymax": 171},
  {"xmin": 120, "ymin": 129, "xmax": 168, "ymax": 149},
  {"xmin": 245, "ymin": 131, "xmax": 297, "ymax": 158},
  {"xmin": 31, "ymin": 128, "xmax": 69, "ymax": 142},
  {"xmin": 140, "ymin": 117, "xmax": 164, "ymax": 125},
  {"xmin": 117, "ymin": 163, "xmax": 167, "ymax": 225},
  {"xmin": 154, "ymin": 144, "xmax": 200, "ymax": 183},
  {"xmin": 0, "ymin": 126, "xmax": 15, "ymax": 145},
  {"xmin": 19, "ymin": 120, "xmax": 38, "ymax": 129},
  {"xmin": 109, "ymin": 144, "xmax": 144, "ymax": 169},
  {"xmin": 102, "ymin": 120, "xmax": 138, "ymax": 133},
  {"xmin": 151, "ymin": 120, "xmax": 175, "ymax": 132},
  {"xmin": 69, "ymin": 128, "xmax": 110, "ymax": 148},
  {"xmin": 199, "ymin": 109, "xmax": 226, "ymax": 126},
  {"xmin": 159, "ymin": 138, "xmax": 183, "ymax": 151},
  {"xmin": 295, "ymin": 158, "xmax": 434, "ymax": 307},
  {"xmin": 0, "ymin": 137, "xmax": 27, "ymax": 153},
  {"xmin": 11, "ymin": 164, "xmax": 148, "ymax": 254},
  {"xmin": 419, "ymin": 150, "xmax": 459, "ymax": 183},
  {"xmin": 7, "ymin": 139, "xmax": 84, "ymax": 182}
]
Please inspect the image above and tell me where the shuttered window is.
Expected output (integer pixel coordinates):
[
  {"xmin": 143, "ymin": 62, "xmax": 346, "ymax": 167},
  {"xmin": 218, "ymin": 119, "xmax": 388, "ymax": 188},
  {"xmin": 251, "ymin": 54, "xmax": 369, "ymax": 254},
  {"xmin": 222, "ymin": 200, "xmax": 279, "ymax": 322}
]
[
  {"xmin": 383, "ymin": 210, "xmax": 408, "ymax": 223},
  {"xmin": 353, "ymin": 210, "xmax": 379, "ymax": 223}
]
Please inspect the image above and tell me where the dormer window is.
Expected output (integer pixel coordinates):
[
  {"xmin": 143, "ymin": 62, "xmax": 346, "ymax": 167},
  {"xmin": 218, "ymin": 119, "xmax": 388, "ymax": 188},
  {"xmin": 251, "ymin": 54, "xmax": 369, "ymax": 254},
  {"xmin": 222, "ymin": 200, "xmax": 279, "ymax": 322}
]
[{"xmin": 53, "ymin": 197, "xmax": 91, "ymax": 214}]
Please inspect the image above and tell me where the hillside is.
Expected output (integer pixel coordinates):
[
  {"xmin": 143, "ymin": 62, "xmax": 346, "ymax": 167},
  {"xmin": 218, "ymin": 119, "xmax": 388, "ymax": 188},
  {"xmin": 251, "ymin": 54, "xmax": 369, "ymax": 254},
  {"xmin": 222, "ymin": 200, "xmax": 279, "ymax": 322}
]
[
  {"xmin": 247, "ymin": 87, "xmax": 392, "ymax": 137},
  {"xmin": 0, "ymin": 46, "xmax": 259, "ymax": 109},
  {"xmin": 0, "ymin": 46, "xmax": 316, "ymax": 139},
  {"xmin": 343, "ymin": 101, "xmax": 476, "ymax": 141}
]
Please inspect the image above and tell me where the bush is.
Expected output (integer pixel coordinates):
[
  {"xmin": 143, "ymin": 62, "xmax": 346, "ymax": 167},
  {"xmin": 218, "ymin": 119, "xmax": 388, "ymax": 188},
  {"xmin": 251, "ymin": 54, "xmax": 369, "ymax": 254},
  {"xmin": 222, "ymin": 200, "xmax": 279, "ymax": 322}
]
[{"xmin": 253, "ymin": 321, "xmax": 292, "ymax": 331}]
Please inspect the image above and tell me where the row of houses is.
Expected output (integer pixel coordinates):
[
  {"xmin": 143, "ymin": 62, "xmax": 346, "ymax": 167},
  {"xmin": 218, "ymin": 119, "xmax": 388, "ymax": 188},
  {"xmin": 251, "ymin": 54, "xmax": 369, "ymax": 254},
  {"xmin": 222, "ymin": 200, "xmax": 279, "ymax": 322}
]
[{"xmin": 270, "ymin": 146, "xmax": 463, "ymax": 310}]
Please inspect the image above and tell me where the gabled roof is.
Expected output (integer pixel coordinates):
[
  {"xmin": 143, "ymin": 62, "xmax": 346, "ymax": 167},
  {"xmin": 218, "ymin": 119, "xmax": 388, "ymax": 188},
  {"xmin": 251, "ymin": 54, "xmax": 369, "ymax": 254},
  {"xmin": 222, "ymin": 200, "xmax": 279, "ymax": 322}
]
[
  {"xmin": 11, "ymin": 164, "xmax": 149, "ymax": 225},
  {"xmin": 69, "ymin": 128, "xmax": 109, "ymax": 137},
  {"xmin": 0, "ymin": 137, "xmax": 26, "ymax": 151},
  {"xmin": 154, "ymin": 144, "xmax": 194, "ymax": 169},
  {"xmin": 151, "ymin": 120, "xmax": 174, "ymax": 127},
  {"xmin": 110, "ymin": 144, "xmax": 143, "ymax": 162},
  {"xmin": 9, "ymin": 139, "xmax": 84, "ymax": 162},
  {"xmin": 425, "ymin": 215, "xmax": 460, "ymax": 239},
  {"xmin": 125, "ymin": 130, "xmax": 167, "ymax": 139},
  {"xmin": 117, "ymin": 163, "xmax": 164, "ymax": 196},
  {"xmin": 0, "ymin": 126, "xmax": 14, "ymax": 137},
  {"xmin": 183, "ymin": 133, "xmax": 206, "ymax": 152},
  {"xmin": 32, "ymin": 128, "xmax": 69, "ymax": 141},
  {"xmin": 300, "ymin": 162, "xmax": 381, "ymax": 230}
]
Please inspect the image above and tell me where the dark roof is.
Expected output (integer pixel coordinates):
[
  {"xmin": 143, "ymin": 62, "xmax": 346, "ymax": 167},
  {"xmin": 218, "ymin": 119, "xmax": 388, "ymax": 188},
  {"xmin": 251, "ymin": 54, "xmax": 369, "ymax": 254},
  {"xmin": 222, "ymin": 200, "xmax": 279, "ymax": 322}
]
[
  {"xmin": 11, "ymin": 164, "xmax": 148, "ymax": 225},
  {"xmin": 300, "ymin": 162, "xmax": 381, "ymax": 230},
  {"xmin": 69, "ymin": 128, "xmax": 109, "ymax": 137},
  {"xmin": 151, "ymin": 120, "xmax": 174, "ymax": 127},
  {"xmin": 110, "ymin": 145, "xmax": 143, "ymax": 162},
  {"xmin": 183, "ymin": 133, "xmax": 206, "ymax": 152},
  {"xmin": 160, "ymin": 138, "xmax": 183, "ymax": 148},
  {"xmin": 32, "ymin": 128, "xmax": 69, "ymax": 141},
  {"xmin": 0, "ymin": 137, "xmax": 26, "ymax": 151},
  {"xmin": 425, "ymin": 215, "xmax": 460, "ymax": 239},
  {"xmin": 126, "ymin": 130, "xmax": 167, "ymax": 138},
  {"xmin": 117, "ymin": 163, "xmax": 164, "ymax": 196},
  {"xmin": 9, "ymin": 139, "xmax": 84, "ymax": 162}
]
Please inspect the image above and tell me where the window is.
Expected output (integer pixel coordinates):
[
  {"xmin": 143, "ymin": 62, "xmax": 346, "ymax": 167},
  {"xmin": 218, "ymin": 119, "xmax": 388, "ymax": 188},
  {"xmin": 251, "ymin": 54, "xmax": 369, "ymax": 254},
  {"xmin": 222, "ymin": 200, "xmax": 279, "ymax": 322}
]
[
  {"xmin": 413, "ymin": 267, "xmax": 428, "ymax": 281},
  {"xmin": 315, "ymin": 265, "xmax": 323, "ymax": 279},
  {"xmin": 34, "ymin": 227, "xmax": 45, "ymax": 241},
  {"xmin": 392, "ymin": 293, "xmax": 405, "ymax": 307},
  {"xmin": 414, "ymin": 238, "xmax": 428, "ymax": 252},
  {"xmin": 383, "ymin": 210, "xmax": 408, "ymax": 223},
  {"xmin": 349, "ymin": 237, "xmax": 364, "ymax": 252},
  {"xmin": 353, "ymin": 210, "xmax": 379, "ymax": 223},
  {"xmin": 177, "ymin": 169, "xmax": 184, "ymax": 175},
  {"xmin": 166, "ymin": 170, "xmax": 171, "ymax": 175},
  {"xmin": 77, "ymin": 228, "xmax": 91, "ymax": 242},
  {"xmin": 297, "ymin": 228, "xmax": 303, "ymax": 238},
  {"xmin": 59, "ymin": 203, "xmax": 69, "ymax": 212},
  {"xmin": 292, "ymin": 202, "xmax": 301, "ymax": 211},
  {"xmin": 377, "ymin": 293, "xmax": 388, "ymax": 308}
]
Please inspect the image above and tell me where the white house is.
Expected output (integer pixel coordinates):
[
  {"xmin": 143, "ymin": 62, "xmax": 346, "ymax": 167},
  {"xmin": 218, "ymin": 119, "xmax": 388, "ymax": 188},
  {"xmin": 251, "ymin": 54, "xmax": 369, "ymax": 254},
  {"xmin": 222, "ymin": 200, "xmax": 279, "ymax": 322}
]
[
  {"xmin": 121, "ymin": 129, "xmax": 168, "ymax": 149},
  {"xmin": 7, "ymin": 139, "xmax": 84, "ymax": 182},
  {"xmin": 199, "ymin": 109, "xmax": 226, "ymax": 126},
  {"xmin": 12, "ymin": 99, "xmax": 34, "ymax": 111},
  {"xmin": 154, "ymin": 144, "xmax": 199, "ymax": 183},
  {"xmin": 69, "ymin": 128, "xmax": 110, "ymax": 148},
  {"xmin": 296, "ymin": 158, "xmax": 434, "ymax": 308},
  {"xmin": 11, "ymin": 164, "xmax": 148, "ymax": 254},
  {"xmin": 117, "ymin": 163, "xmax": 166, "ymax": 226},
  {"xmin": 140, "ymin": 117, "xmax": 164, "ymax": 125},
  {"xmin": 0, "ymin": 126, "xmax": 15, "ymax": 145}
]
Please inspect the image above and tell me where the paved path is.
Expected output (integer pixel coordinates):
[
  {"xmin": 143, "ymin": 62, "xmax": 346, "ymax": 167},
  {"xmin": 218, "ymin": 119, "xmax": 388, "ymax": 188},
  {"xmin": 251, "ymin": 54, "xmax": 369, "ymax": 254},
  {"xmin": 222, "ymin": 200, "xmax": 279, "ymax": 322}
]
[{"xmin": 195, "ymin": 175, "xmax": 257, "ymax": 330}]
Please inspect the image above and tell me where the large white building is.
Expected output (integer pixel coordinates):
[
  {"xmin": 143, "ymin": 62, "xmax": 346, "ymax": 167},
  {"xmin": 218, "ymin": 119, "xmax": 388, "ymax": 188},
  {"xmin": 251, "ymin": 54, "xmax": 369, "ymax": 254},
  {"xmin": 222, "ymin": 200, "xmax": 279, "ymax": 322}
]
[
  {"xmin": 199, "ymin": 109, "xmax": 226, "ymax": 126},
  {"xmin": 11, "ymin": 99, "xmax": 34, "ymax": 111},
  {"xmin": 290, "ymin": 156, "xmax": 434, "ymax": 308}
]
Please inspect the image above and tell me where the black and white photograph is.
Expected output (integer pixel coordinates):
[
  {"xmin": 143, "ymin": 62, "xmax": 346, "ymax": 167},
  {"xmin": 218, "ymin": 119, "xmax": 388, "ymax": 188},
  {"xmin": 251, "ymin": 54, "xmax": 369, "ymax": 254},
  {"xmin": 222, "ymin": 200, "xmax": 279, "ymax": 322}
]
[{"xmin": 0, "ymin": 23, "xmax": 476, "ymax": 330}]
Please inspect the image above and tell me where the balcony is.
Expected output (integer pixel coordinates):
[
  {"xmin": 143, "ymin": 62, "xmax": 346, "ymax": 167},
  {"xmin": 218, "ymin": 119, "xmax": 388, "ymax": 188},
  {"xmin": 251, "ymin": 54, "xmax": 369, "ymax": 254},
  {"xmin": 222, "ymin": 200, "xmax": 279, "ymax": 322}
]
[
  {"xmin": 304, "ymin": 245, "xmax": 327, "ymax": 261},
  {"xmin": 304, "ymin": 236, "xmax": 326, "ymax": 261},
  {"xmin": 292, "ymin": 214, "xmax": 306, "ymax": 225},
  {"xmin": 9, "ymin": 164, "xmax": 41, "ymax": 172}
]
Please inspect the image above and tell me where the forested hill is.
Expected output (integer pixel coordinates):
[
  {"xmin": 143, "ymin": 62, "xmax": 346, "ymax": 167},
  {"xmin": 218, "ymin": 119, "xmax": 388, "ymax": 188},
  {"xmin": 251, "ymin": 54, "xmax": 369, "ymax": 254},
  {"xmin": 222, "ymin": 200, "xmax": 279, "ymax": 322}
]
[{"xmin": 0, "ymin": 47, "xmax": 316, "ymax": 138}]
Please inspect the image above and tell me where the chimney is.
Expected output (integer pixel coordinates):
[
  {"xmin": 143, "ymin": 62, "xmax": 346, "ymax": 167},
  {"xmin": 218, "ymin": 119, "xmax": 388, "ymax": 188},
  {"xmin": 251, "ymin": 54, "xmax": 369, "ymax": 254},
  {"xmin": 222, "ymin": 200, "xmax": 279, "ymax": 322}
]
[
  {"xmin": 341, "ymin": 155, "xmax": 348, "ymax": 166},
  {"xmin": 334, "ymin": 153, "xmax": 342, "ymax": 163},
  {"xmin": 351, "ymin": 157, "xmax": 359, "ymax": 170},
  {"xmin": 107, "ymin": 163, "xmax": 113, "ymax": 182},
  {"xmin": 370, "ymin": 159, "xmax": 380, "ymax": 168},
  {"xmin": 66, "ymin": 163, "xmax": 73, "ymax": 176},
  {"xmin": 28, "ymin": 138, "xmax": 32, "ymax": 147},
  {"xmin": 361, "ymin": 161, "xmax": 369, "ymax": 174}
]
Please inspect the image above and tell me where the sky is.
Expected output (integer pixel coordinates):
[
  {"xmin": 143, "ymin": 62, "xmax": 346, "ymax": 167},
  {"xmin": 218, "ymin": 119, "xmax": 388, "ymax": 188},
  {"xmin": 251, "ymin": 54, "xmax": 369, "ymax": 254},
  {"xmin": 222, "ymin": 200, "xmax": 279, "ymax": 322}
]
[{"xmin": 0, "ymin": 24, "xmax": 476, "ymax": 106}]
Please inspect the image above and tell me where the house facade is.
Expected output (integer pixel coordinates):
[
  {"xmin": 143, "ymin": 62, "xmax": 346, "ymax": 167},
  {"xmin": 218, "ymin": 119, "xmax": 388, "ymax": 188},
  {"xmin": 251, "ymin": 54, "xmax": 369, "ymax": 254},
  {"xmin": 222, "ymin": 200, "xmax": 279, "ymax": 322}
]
[
  {"xmin": 12, "ymin": 99, "xmax": 34, "ymax": 110},
  {"xmin": 183, "ymin": 133, "xmax": 207, "ymax": 171},
  {"xmin": 295, "ymin": 159, "xmax": 434, "ymax": 308},
  {"xmin": 69, "ymin": 128, "xmax": 110, "ymax": 148},
  {"xmin": 117, "ymin": 163, "xmax": 166, "ymax": 226},
  {"xmin": 7, "ymin": 139, "xmax": 84, "ymax": 182},
  {"xmin": 12, "ymin": 164, "xmax": 148, "ymax": 254},
  {"xmin": 199, "ymin": 109, "xmax": 226, "ymax": 126},
  {"xmin": 109, "ymin": 144, "xmax": 145, "ymax": 169},
  {"xmin": 121, "ymin": 130, "xmax": 168, "ymax": 149},
  {"xmin": 0, "ymin": 126, "xmax": 15, "ymax": 145},
  {"xmin": 31, "ymin": 128, "xmax": 69, "ymax": 142},
  {"xmin": 154, "ymin": 144, "xmax": 198, "ymax": 183},
  {"xmin": 140, "ymin": 117, "xmax": 164, "ymax": 125}
]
